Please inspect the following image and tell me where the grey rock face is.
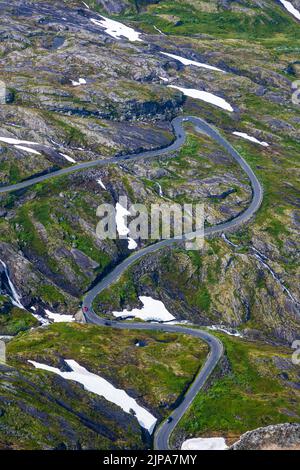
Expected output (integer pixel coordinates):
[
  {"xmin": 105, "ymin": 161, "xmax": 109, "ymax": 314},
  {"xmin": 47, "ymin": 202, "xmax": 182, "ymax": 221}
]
[
  {"xmin": 94, "ymin": 0, "xmax": 160, "ymax": 14},
  {"xmin": 230, "ymin": 423, "xmax": 300, "ymax": 450},
  {"xmin": 95, "ymin": 0, "xmax": 130, "ymax": 14}
]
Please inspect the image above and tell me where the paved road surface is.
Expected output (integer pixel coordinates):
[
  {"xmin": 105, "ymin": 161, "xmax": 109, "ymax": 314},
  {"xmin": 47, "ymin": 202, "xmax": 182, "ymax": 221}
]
[{"xmin": 0, "ymin": 116, "xmax": 263, "ymax": 449}]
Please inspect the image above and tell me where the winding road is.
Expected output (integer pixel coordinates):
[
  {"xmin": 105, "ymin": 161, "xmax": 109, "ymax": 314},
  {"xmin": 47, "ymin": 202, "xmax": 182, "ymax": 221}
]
[{"xmin": 0, "ymin": 116, "xmax": 263, "ymax": 449}]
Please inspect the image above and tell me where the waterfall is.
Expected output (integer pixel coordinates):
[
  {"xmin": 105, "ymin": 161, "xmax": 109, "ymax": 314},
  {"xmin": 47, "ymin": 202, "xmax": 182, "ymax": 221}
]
[{"xmin": 0, "ymin": 259, "xmax": 25, "ymax": 309}]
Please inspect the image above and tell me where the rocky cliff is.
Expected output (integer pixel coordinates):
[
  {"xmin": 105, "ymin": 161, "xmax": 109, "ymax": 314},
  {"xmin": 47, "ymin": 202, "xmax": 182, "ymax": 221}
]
[{"xmin": 230, "ymin": 423, "xmax": 300, "ymax": 450}]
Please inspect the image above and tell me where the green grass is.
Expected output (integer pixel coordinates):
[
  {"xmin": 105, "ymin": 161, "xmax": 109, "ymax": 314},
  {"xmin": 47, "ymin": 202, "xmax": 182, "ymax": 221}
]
[
  {"xmin": 93, "ymin": 271, "xmax": 138, "ymax": 313},
  {"xmin": 122, "ymin": 1, "xmax": 300, "ymax": 40},
  {"xmin": 0, "ymin": 307, "xmax": 38, "ymax": 335},
  {"xmin": 174, "ymin": 334, "xmax": 300, "ymax": 444},
  {"xmin": 36, "ymin": 284, "xmax": 66, "ymax": 305},
  {"xmin": 194, "ymin": 286, "xmax": 211, "ymax": 312},
  {"xmin": 8, "ymin": 322, "xmax": 209, "ymax": 414},
  {"xmin": 13, "ymin": 206, "xmax": 47, "ymax": 256}
]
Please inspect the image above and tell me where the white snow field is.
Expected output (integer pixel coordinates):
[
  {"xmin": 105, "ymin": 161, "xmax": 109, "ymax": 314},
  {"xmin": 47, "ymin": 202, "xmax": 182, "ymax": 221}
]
[
  {"xmin": 113, "ymin": 296, "xmax": 175, "ymax": 322},
  {"xmin": 233, "ymin": 131, "xmax": 269, "ymax": 147},
  {"xmin": 279, "ymin": 1, "xmax": 300, "ymax": 20},
  {"xmin": 167, "ymin": 85, "xmax": 233, "ymax": 112},
  {"xmin": 115, "ymin": 202, "xmax": 137, "ymax": 250},
  {"xmin": 28, "ymin": 359, "xmax": 157, "ymax": 433},
  {"xmin": 161, "ymin": 52, "xmax": 225, "ymax": 72},
  {"xmin": 91, "ymin": 16, "xmax": 142, "ymax": 42},
  {"xmin": 182, "ymin": 437, "xmax": 228, "ymax": 450}
]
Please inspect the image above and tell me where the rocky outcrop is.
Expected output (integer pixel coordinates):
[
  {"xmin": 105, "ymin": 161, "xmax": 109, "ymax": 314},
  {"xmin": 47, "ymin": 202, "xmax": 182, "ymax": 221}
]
[
  {"xmin": 230, "ymin": 423, "xmax": 300, "ymax": 450},
  {"xmin": 95, "ymin": 0, "xmax": 131, "ymax": 14},
  {"xmin": 0, "ymin": 363, "xmax": 145, "ymax": 450},
  {"xmin": 94, "ymin": 0, "xmax": 161, "ymax": 14}
]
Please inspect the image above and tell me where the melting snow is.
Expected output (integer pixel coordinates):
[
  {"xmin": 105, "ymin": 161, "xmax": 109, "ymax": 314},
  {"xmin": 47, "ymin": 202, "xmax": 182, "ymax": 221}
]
[
  {"xmin": 59, "ymin": 152, "xmax": 76, "ymax": 163},
  {"xmin": 159, "ymin": 76, "xmax": 169, "ymax": 82},
  {"xmin": 113, "ymin": 296, "xmax": 175, "ymax": 322},
  {"xmin": 127, "ymin": 237, "xmax": 138, "ymax": 250},
  {"xmin": 279, "ymin": 1, "xmax": 300, "ymax": 20},
  {"xmin": 221, "ymin": 233, "xmax": 240, "ymax": 248},
  {"xmin": 115, "ymin": 202, "xmax": 130, "ymax": 237},
  {"xmin": 97, "ymin": 178, "xmax": 106, "ymax": 189},
  {"xmin": 168, "ymin": 85, "xmax": 233, "ymax": 112},
  {"xmin": 208, "ymin": 325, "xmax": 243, "ymax": 338},
  {"xmin": 233, "ymin": 131, "xmax": 269, "ymax": 147},
  {"xmin": 182, "ymin": 437, "xmax": 228, "ymax": 450},
  {"xmin": 91, "ymin": 17, "xmax": 142, "ymax": 42},
  {"xmin": 32, "ymin": 313, "xmax": 50, "ymax": 326},
  {"xmin": 115, "ymin": 202, "xmax": 137, "ymax": 250},
  {"xmin": 154, "ymin": 25, "xmax": 166, "ymax": 36},
  {"xmin": 71, "ymin": 78, "xmax": 87, "ymax": 87},
  {"xmin": 14, "ymin": 145, "xmax": 41, "ymax": 155},
  {"xmin": 28, "ymin": 359, "xmax": 157, "ymax": 433},
  {"xmin": 44, "ymin": 309, "xmax": 75, "ymax": 323},
  {"xmin": 161, "ymin": 52, "xmax": 225, "ymax": 73},
  {"xmin": 0, "ymin": 137, "xmax": 39, "ymax": 145}
]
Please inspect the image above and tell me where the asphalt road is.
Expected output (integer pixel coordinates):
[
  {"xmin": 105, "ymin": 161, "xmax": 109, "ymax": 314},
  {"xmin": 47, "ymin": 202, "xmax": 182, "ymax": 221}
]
[
  {"xmin": 81, "ymin": 116, "xmax": 262, "ymax": 449},
  {"xmin": 0, "ymin": 116, "xmax": 263, "ymax": 449}
]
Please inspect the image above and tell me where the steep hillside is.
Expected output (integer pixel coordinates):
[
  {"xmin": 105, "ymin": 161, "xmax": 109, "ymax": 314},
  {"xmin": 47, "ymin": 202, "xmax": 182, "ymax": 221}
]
[{"xmin": 0, "ymin": 0, "xmax": 299, "ymax": 451}]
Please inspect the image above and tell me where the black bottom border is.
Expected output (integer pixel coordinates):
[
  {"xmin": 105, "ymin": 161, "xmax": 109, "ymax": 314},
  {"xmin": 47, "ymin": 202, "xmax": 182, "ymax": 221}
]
[{"xmin": 0, "ymin": 449, "xmax": 299, "ymax": 466}]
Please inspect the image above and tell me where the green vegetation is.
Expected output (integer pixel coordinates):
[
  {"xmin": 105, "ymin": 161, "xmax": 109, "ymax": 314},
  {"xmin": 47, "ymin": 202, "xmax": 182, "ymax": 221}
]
[
  {"xmin": 122, "ymin": 1, "xmax": 299, "ymax": 40},
  {"xmin": 8, "ymin": 322, "xmax": 209, "ymax": 413},
  {"xmin": 174, "ymin": 334, "xmax": 300, "ymax": 445},
  {"xmin": 93, "ymin": 271, "xmax": 138, "ymax": 313},
  {"xmin": 7, "ymin": 185, "xmax": 111, "ymax": 299},
  {"xmin": 36, "ymin": 284, "xmax": 66, "ymax": 304},
  {"xmin": 0, "ymin": 307, "xmax": 38, "ymax": 335},
  {"xmin": 14, "ymin": 206, "xmax": 47, "ymax": 256},
  {"xmin": 194, "ymin": 286, "xmax": 211, "ymax": 312}
]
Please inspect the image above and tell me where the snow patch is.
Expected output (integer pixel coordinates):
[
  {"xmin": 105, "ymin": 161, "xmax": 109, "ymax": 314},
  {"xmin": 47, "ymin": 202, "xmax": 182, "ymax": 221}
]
[
  {"xmin": 221, "ymin": 233, "xmax": 240, "ymax": 248},
  {"xmin": 32, "ymin": 313, "xmax": 50, "ymax": 326},
  {"xmin": 115, "ymin": 202, "xmax": 130, "ymax": 237},
  {"xmin": 91, "ymin": 17, "xmax": 142, "ymax": 42},
  {"xmin": 59, "ymin": 152, "xmax": 76, "ymax": 163},
  {"xmin": 127, "ymin": 237, "xmax": 138, "ymax": 250},
  {"xmin": 115, "ymin": 202, "xmax": 137, "ymax": 250},
  {"xmin": 14, "ymin": 145, "xmax": 41, "ymax": 155},
  {"xmin": 97, "ymin": 178, "xmax": 106, "ymax": 189},
  {"xmin": 208, "ymin": 325, "xmax": 243, "ymax": 338},
  {"xmin": 113, "ymin": 296, "xmax": 175, "ymax": 322},
  {"xmin": 28, "ymin": 359, "xmax": 157, "ymax": 433},
  {"xmin": 233, "ymin": 131, "xmax": 269, "ymax": 147},
  {"xmin": 279, "ymin": 1, "xmax": 300, "ymax": 20},
  {"xmin": 161, "ymin": 52, "xmax": 225, "ymax": 73},
  {"xmin": 0, "ymin": 137, "xmax": 39, "ymax": 146},
  {"xmin": 182, "ymin": 437, "xmax": 228, "ymax": 450},
  {"xmin": 154, "ymin": 25, "xmax": 166, "ymax": 36},
  {"xmin": 71, "ymin": 78, "xmax": 86, "ymax": 87},
  {"xmin": 44, "ymin": 309, "xmax": 75, "ymax": 323},
  {"xmin": 168, "ymin": 85, "xmax": 233, "ymax": 112}
]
